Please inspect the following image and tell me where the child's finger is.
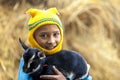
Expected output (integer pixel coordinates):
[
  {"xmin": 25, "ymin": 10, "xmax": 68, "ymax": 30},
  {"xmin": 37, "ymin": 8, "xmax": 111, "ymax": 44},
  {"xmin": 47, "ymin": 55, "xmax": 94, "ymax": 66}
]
[
  {"xmin": 52, "ymin": 66, "xmax": 62, "ymax": 75},
  {"xmin": 40, "ymin": 75, "xmax": 58, "ymax": 79}
]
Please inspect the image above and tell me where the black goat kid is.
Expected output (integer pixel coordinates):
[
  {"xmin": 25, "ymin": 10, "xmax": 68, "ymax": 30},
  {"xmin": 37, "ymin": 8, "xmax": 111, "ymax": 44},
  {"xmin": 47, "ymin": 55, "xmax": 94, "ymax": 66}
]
[{"xmin": 19, "ymin": 38, "xmax": 90, "ymax": 80}]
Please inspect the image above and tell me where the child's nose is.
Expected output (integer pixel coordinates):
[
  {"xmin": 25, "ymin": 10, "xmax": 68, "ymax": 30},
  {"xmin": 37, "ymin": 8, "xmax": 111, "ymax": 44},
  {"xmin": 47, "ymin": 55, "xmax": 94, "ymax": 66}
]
[{"xmin": 47, "ymin": 36, "xmax": 55, "ymax": 44}]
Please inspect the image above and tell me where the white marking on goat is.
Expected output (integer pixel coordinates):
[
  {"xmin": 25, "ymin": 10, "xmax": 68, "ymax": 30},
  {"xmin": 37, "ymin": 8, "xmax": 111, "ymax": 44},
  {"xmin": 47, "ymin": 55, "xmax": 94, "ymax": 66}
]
[
  {"xmin": 28, "ymin": 64, "xmax": 41, "ymax": 74},
  {"xmin": 67, "ymin": 72, "xmax": 75, "ymax": 80},
  {"xmin": 33, "ymin": 64, "xmax": 41, "ymax": 72},
  {"xmin": 27, "ymin": 54, "xmax": 35, "ymax": 68},
  {"xmin": 79, "ymin": 64, "xmax": 90, "ymax": 79}
]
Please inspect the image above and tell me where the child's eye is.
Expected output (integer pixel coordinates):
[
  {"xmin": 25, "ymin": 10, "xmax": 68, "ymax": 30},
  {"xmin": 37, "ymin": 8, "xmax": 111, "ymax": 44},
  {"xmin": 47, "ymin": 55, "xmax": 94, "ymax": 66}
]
[
  {"xmin": 39, "ymin": 33, "xmax": 48, "ymax": 39},
  {"xmin": 54, "ymin": 32, "xmax": 60, "ymax": 37}
]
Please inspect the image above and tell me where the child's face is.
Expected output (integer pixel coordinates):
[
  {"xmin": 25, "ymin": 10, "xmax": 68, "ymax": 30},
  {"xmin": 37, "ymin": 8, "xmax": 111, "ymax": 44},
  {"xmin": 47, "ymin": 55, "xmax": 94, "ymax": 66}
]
[{"xmin": 34, "ymin": 24, "xmax": 61, "ymax": 50}]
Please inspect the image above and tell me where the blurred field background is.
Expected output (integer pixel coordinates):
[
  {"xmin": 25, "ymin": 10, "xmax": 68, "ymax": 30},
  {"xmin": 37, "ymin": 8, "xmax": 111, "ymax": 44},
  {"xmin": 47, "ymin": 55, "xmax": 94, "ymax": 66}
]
[{"xmin": 0, "ymin": 0, "xmax": 120, "ymax": 80}]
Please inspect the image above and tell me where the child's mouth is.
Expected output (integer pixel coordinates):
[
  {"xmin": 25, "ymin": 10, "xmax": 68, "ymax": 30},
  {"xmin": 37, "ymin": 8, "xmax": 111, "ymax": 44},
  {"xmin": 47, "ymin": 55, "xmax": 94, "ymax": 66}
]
[{"xmin": 45, "ymin": 46, "xmax": 56, "ymax": 50}]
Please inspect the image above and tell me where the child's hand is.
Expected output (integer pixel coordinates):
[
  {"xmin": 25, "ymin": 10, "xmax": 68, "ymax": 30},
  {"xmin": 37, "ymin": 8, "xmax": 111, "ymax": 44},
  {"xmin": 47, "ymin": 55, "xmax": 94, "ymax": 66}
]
[{"xmin": 40, "ymin": 66, "xmax": 66, "ymax": 80}]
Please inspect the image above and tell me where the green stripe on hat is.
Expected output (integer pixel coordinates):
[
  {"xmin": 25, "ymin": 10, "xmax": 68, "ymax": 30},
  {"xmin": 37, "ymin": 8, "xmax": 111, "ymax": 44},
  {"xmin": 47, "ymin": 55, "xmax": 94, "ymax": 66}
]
[{"xmin": 28, "ymin": 18, "xmax": 63, "ymax": 30}]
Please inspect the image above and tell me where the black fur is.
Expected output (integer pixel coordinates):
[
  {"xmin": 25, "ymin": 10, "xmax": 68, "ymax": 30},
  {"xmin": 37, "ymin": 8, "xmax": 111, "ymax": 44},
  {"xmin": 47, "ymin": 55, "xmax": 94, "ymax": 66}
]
[{"xmin": 19, "ymin": 38, "xmax": 88, "ymax": 80}]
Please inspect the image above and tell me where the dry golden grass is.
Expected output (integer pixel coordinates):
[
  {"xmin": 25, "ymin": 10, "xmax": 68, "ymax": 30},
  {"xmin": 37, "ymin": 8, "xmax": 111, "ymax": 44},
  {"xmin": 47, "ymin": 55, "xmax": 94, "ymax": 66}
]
[
  {"xmin": 0, "ymin": 0, "xmax": 120, "ymax": 80},
  {"xmin": 61, "ymin": 0, "xmax": 120, "ymax": 80}
]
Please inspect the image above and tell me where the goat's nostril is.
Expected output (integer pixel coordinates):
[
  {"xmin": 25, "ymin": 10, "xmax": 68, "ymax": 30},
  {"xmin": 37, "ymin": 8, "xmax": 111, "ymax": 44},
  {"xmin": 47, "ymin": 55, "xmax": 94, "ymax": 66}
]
[{"xmin": 23, "ymin": 68, "xmax": 28, "ymax": 73}]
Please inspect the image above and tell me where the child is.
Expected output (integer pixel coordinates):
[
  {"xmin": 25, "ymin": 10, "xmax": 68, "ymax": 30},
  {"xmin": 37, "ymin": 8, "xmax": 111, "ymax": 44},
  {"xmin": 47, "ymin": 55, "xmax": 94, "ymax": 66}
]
[{"xmin": 18, "ymin": 7, "xmax": 92, "ymax": 80}]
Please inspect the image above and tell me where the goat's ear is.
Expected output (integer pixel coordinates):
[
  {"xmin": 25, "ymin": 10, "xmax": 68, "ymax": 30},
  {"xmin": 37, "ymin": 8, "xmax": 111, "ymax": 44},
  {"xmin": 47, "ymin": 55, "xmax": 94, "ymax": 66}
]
[
  {"xmin": 38, "ymin": 52, "xmax": 46, "ymax": 59},
  {"xmin": 19, "ymin": 38, "xmax": 29, "ymax": 50}
]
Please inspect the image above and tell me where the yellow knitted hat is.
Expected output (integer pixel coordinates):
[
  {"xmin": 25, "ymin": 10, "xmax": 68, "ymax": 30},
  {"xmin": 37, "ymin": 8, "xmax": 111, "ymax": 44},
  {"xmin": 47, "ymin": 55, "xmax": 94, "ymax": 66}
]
[{"xmin": 26, "ymin": 8, "xmax": 63, "ymax": 55}]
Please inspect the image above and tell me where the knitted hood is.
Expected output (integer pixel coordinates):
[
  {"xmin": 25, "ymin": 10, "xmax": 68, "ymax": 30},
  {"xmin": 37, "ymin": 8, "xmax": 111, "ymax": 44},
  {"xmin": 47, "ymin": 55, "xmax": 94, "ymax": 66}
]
[{"xmin": 26, "ymin": 8, "xmax": 63, "ymax": 55}]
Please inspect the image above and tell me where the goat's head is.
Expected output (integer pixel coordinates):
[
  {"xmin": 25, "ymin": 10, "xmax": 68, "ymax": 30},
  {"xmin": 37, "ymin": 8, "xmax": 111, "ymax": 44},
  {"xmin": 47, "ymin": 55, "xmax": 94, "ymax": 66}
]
[{"xmin": 19, "ymin": 38, "xmax": 46, "ymax": 74}]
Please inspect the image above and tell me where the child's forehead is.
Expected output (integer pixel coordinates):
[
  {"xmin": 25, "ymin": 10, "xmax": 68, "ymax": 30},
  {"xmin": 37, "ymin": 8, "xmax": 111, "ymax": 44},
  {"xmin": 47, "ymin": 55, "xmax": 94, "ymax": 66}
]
[{"xmin": 36, "ymin": 24, "xmax": 60, "ymax": 32}]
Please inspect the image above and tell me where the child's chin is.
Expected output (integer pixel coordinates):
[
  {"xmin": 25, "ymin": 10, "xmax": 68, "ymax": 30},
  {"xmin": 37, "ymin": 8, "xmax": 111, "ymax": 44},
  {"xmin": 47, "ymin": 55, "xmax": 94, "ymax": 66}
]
[
  {"xmin": 47, "ymin": 48, "xmax": 54, "ymax": 50},
  {"xmin": 46, "ymin": 47, "xmax": 55, "ymax": 50}
]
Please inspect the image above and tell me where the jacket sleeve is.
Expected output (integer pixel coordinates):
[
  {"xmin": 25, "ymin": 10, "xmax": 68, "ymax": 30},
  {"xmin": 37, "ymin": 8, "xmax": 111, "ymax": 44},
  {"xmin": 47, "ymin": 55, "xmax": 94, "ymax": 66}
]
[
  {"xmin": 18, "ymin": 58, "xmax": 33, "ymax": 80},
  {"xmin": 81, "ymin": 75, "xmax": 92, "ymax": 80}
]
